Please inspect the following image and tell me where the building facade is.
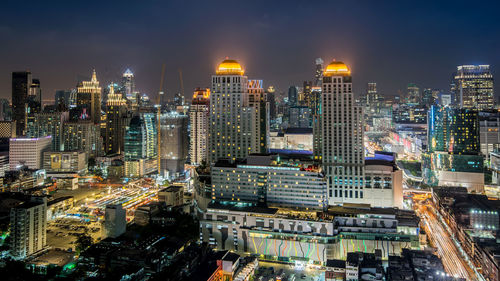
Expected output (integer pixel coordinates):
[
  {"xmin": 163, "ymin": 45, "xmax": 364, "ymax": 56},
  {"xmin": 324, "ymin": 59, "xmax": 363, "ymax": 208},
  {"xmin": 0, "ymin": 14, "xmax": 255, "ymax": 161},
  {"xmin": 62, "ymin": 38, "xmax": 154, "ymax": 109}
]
[
  {"xmin": 10, "ymin": 197, "xmax": 47, "ymax": 259},
  {"xmin": 320, "ymin": 61, "xmax": 365, "ymax": 206},
  {"xmin": 105, "ymin": 85, "xmax": 129, "ymax": 154},
  {"xmin": 160, "ymin": 112, "xmax": 188, "ymax": 178},
  {"xmin": 124, "ymin": 112, "xmax": 158, "ymax": 177},
  {"xmin": 453, "ymin": 65, "xmax": 494, "ymax": 110},
  {"xmin": 76, "ymin": 69, "xmax": 102, "ymax": 124},
  {"xmin": 9, "ymin": 136, "xmax": 52, "ymax": 170},
  {"xmin": 63, "ymin": 121, "xmax": 102, "ymax": 158},
  {"xmin": 189, "ymin": 88, "xmax": 210, "ymax": 165}
]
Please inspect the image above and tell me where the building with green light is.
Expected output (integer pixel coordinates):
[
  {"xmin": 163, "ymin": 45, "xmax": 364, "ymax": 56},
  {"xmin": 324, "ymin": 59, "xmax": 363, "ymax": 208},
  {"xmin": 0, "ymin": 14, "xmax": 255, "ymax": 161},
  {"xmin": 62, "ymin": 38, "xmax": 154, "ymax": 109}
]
[
  {"xmin": 424, "ymin": 105, "xmax": 484, "ymax": 192},
  {"xmin": 124, "ymin": 112, "xmax": 158, "ymax": 177}
]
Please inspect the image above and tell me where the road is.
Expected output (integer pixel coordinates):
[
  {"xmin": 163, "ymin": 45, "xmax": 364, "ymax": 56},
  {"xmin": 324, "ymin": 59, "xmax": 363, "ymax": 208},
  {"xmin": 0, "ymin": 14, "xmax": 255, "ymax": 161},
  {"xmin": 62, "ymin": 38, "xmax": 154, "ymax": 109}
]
[{"xmin": 417, "ymin": 203, "xmax": 479, "ymax": 280}]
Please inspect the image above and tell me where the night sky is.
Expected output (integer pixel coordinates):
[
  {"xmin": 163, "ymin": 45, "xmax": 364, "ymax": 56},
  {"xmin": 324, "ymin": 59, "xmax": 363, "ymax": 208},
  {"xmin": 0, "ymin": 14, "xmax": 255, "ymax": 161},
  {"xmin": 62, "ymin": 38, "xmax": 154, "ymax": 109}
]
[{"xmin": 1, "ymin": 0, "xmax": 500, "ymax": 101}]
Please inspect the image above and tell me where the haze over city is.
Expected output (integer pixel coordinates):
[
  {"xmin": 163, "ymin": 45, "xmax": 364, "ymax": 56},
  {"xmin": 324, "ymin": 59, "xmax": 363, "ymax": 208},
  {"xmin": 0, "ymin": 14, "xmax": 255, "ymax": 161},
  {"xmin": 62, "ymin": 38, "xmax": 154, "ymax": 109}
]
[{"xmin": 1, "ymin": 0, "xmax": 500, "ymax": 99}]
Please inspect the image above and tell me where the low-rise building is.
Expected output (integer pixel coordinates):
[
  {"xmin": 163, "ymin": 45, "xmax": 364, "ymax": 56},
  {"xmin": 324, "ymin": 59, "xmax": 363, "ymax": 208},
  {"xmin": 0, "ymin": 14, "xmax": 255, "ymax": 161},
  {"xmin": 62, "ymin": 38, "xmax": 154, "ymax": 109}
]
[
  {"xmin": 43, "ymin": 151, "xmax": 87, "ymax": 174},
  {"xmin": 158, "ymin": 186, "xmax": 184, "ymax": 207}
]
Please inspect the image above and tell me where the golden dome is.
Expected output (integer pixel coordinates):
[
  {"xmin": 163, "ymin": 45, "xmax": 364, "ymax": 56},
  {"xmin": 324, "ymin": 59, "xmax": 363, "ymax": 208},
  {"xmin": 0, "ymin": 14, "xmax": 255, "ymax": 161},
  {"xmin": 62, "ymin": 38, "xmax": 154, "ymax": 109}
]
[
  {"xmin": 323, "ymin": 61, "xmax": 351, "ymax": 76},
  {"xmin": 216, "ymin": 59, "xmax": 244, "ymax": 75}
]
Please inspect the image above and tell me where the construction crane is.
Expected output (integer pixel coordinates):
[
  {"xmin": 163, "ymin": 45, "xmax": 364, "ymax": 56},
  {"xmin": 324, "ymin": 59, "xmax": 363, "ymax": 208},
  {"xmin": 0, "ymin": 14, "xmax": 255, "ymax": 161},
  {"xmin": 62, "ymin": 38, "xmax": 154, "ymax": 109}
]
[{"xmin": 157, "ymin": 64, "xmax": 166, "ymax": 175}]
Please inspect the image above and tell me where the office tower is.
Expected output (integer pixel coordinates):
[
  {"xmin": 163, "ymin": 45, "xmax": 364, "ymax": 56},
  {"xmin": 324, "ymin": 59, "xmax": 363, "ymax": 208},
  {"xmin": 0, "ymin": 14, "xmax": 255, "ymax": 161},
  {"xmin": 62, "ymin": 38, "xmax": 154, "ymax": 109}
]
[
  {"xmin": 314, "ymin": 58, "xmax": 324, "ymax": 86},
  {"xmin": 406, "ymin": 83, "xmax": 420, "ymax": 104},
  {"xmin": 453, "ymin": 65, "xmax": 494, "ymax": 110},
  {"xmin": 289, "ymin": 106, "xmax": 312, "ymax": 128},
  {"xmin": 9, "ymin": 136, "xmax": 52, "ymax": 170},
  {"xmin": 287, "ymin": 86, "xmax": 298, "ymax": 107},
  {"xmin": 26, "ymin": 78, "xmax": 42, "ymax": 131},
  {"xmin": 208, "ymin": 58, "xmax": 253, "ymax": 163},
  {"xmin": 27, "ymin": 111, "xmax": 69, "ymax": 151},
  {"xmin": 248, "ymin": 79, "xmax": 269, "ymax": 154},
  {"xmin": 105, "ymin": 85, "xmax": 129, "ymax": 154},
  {"xmin": 12, "ymin": 71, "xmax": 32, "ymax": 136},
  {"xmin": 312, "ymin": 87, "xmax": 322, "ymax": 162},
  {"xmin": 189, "ymin": 88, "xmax": 210, "ymax": 165},
  {"xmin": 124, "ymin": 112, "xmax": 158, "ymax": 177},
  {"xmin": 365, "ymin": 82, "xmax": 384, "ymax": 114},
  {"xmin": 424, "ymin": 105, "xmax": 483, "ymax": 192},
  {"xmin": 422, "ymin": 88, "xmax": 438, "ymax": 108},
  {"xmin": 121, "ymin": 69, "xmax": 135, "ymax": 98},
  {"xmin": 159, "ymin": 112, "xmax": 188, "ymax": 178},
  {"xmin": 266, "ymin": 86, "xmax": 276, "ymax": 121},
  {"xmin": 55, "ymin": 90, "xmax": 72, "ymax": 111},
  {"xmin": 321, "ymin": 61, "xmax": 364, "ymax": 206},
  {"xmin": 10, "ymin": 197, "xmax": 47, "ymax": 259},
  {"xmin": 104, "ymin": 204, "xmax": 126, "ymax": 238},
  {"xmin": 76, "ymin": 69, "xmax": 102, "ymax": 124},
  {"xmin": 211, "ymin": 154, "xmax": 327, "ymax": 209},
  {"xmin": 63, "ymin": 121, "xmax": 102, "ymax": 158}
]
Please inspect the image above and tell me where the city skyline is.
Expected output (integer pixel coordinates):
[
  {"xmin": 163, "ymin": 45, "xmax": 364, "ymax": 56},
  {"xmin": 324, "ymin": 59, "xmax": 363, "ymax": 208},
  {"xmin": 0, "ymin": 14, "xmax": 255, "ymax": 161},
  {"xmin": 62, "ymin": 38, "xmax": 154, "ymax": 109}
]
[{"xmin": 1, "ymin": 0, "xmax": 500, "ymax": 100}]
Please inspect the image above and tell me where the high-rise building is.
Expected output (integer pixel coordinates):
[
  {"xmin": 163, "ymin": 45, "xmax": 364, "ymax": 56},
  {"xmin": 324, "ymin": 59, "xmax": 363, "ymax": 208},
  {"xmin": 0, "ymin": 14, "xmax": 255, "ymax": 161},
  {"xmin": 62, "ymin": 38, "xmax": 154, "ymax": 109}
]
[
  {"xmin": 105, "ymin": 84, "xmax": 129, "ymax": 154},
  {"xmin": 27, "ymin": 111, "xmax": 69, "ymax": 151},
  {"xmin": 121, "ymin": 69, "xmax": 135, "ymax": 98},
  {"xmin": 12, "ymin": 71, "xmax": 32, "ymax": 136},
  {"xmin": 208, "ymin": 59, "xmax": 253, "ymax": 163},
  {"xmin": 266, "ymin": 86, "xmax": 276, "ymax": 121},
  {"xmin": 406, "ymin": 83, "xmax": 420, "ymax": 104},
  {"xmin": 9, "ymin": 136, "xmax": 52, "ymax": 170},
  {"xmin": 453, "ymin": 65, "xmax": 494, "ymax": 110},
  {"xmin": 159, "ymin": 112, "xmax": 188, "ymax": 178},
  {"xmin": 104, "ymin": 204, "xmax": 126, "ymax": 238},
  {"xmin": 63, "ymin": 121, "xmax": 102, "ymax": 158},
  {"xmin": 76, "ymin": 69, "xmax": 102, "ymax": 124},
  {"xmin": 424, "ymin": 105, "xmax": 483, "ymax": 192},
  {"xmin": 26, "ymin": 78, "xmax": 42, "ymax": 131},
  {"xmin": 124, "ymin": 112, "xmax": 158, "ymax": 177},
  {"xmin": 189, "ymin": 88, "xmax": 210, "ymax": 166},
  {"xmin": 55, "ymin": 90, "xmax": 72, "ymax": 111},
  {"xmin": 314, "ymin": 58, "xmax": 324, "ymax": 87},
  {"xmin": 320, "ymin": 61, "xmax": 364, "ymax": 206},
  {"xmin": 287, "ymin": 86, "xmax": 298, "ymax": 107},
  {"xmin": 10, "ymin": 197, "xmax": 47, "ymax": 259},
  {"xmin": 248, "ymin": 79, "xmax": 268, "ymax": 154}
]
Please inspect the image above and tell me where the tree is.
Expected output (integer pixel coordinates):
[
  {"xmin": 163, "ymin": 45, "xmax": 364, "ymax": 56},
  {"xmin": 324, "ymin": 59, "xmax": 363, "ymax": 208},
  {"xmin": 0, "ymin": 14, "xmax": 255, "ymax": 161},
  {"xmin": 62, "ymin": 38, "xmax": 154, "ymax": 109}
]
[{"xmin": 75, "ymin": 234, "xmax": 93, "ymax": 254}]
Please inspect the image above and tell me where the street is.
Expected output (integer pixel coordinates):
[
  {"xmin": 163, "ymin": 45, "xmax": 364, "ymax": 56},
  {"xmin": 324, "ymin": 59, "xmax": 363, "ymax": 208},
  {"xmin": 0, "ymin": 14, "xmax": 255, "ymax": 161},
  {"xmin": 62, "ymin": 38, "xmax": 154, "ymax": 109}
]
[{"xmin": 416, "ymin": 202, "xmax": 479, "ymax": 280}]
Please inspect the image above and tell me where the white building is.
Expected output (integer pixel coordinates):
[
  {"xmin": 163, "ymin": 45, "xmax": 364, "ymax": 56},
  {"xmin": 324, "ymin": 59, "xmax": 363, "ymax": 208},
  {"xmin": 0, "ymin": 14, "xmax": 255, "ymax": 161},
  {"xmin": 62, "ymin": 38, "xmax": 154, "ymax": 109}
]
[
  {"xmin": 10, "ymin": 197, "xmax": 47, "ymax": 259},
  {"xmin": 9, "ymin": 136, "xmax": 52, "ymax": 170},
  {"xmin": 364, "ymin": 157, "xmax": 403, "ymax": 209},
  {"xmin": 189, "ymin": 88, "xmax": 210, "ymax": 165},
  {"xmin": 320, "ymin": 61, "xmax": 365, "ymax": 206},
  {"xmin": 212, "ymin": 154, "xmax": 327, "ymax": 210},
  {"xmin": 208, "ymin": 59, "xmax": 260, "ymax": 163},
  {"xmin": 104, "ymin": 204, "xmax": 126, "ymax": 238}
]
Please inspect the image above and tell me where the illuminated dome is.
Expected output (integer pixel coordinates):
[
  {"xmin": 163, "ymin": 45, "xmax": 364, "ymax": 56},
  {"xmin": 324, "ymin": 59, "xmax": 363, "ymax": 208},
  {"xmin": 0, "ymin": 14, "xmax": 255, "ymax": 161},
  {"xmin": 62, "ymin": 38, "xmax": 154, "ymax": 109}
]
[
  {"xmin": 216, "ymin": 59, "xmax": 244, "ymax": 75},
  {"xmin": 323, "ymin": 61, "xmax": 351, "ymax": 76}
]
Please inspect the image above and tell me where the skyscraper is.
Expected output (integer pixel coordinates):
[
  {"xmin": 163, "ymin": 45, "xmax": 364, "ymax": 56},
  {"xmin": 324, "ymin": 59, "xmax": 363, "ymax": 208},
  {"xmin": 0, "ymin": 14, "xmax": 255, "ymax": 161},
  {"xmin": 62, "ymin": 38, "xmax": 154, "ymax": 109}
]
[
  {"xmin": 12, "ymin": 71, "xmax": 32, "ymax": 136},
  {"xmin": 63, "ymin": 121, "xmax": 102, "ymax": 158},
  {"xmin": 314, "ymin": 58, "xmax": 324, "ymax": 87},
  {"xmin": 55, "ymin": 90, "xmax": 72, "ymax": 111},
  {"xmin": 76, "ymin": 69, "xmax": 102, "ymax": 124},
  {"xmin": 208, "ymin": 58, "xmax": 253, "ymax": 163},
  {"xmin": 248, "ymin": 79, "xmax": 268, "ymax": 153},
  {"xmin": 453, "ymin": 65, "xmax": 494, "ymax": 110},
  {"xmin": 124, "ymin": 112, "xmax": 158, "ymax": 176},
  {"xmin": 189, "ymin": 88, "xmax": 210, "ymax": 166},
  {"xmin": 105, "ymin": 85, "xmax": 129, "ymax": 154},
  {"xmin": 160, "ymin": 112, "xmax": 188, "ymax": 178},
  {"xmin": 122, "ymin": 69, "xmax": 135, "ymax": 98},
  {"xmin": 287, "ymin": 86, "xmax": 298, "ymax": 107},
  {"xmin": 27, "ymin": 111, "xmax": 69, "ymax": 151},
  {"xmin": 424, "ymin": 105, "xmax": 483, "ymax": 192},
  {"xmin": 320, "ymin": 61, "xmax": 364, "ymax": 205}
]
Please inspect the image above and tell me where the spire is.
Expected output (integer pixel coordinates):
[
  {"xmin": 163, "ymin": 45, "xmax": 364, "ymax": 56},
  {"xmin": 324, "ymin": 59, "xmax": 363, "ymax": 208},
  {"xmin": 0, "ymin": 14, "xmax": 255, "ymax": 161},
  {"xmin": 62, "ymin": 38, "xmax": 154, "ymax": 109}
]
[{"xmin": 91, "ymin": 68, "xmax": 97, "ymax": 82}]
